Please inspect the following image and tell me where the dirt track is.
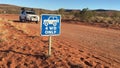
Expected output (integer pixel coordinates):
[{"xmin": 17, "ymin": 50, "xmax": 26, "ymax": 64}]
[
  {"xmin": 0, "ymin": 14, "xmax": 120, "ymax": 68},
  {"xmin": 60, "ymin": 23, "xmax": 120, "ymax": 66},
  {"xmin": 61, "ymin": 23, "xmax": 120, "ymax": 57}
]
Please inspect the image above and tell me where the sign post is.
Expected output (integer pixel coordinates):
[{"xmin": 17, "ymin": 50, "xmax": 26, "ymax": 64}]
[
  {"xmin": 48, "ymin": 36, "xmax": 52, "ymax": 56},
  {"xmin": 41, "ymin": 14, "xmax": 61, "ymax": 56}
]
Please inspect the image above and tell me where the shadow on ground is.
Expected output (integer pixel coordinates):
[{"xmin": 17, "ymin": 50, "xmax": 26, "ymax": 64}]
[
  {"xmin": 12, "ymin": 20, "xmax": 38, "ymax": 24},
  {"xmin": 0, "ymin": 50, "xmax": 48, "ymax": 60}
]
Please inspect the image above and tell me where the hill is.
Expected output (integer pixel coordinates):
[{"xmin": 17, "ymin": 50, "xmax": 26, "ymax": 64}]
[
  {"xmin": 0, "ymin": 4, "xmax": 120, "ymax": 29},
  {"xmin": 0, "ymin": 4, "xmax": 21, "ymax": 14},
  {"xmin": 0, "ymin": 4, "xmax": 55, "ymax": 14},
  {"xmin": 0, "ymin": 4, "xmax": 120, "ymax": 16}
]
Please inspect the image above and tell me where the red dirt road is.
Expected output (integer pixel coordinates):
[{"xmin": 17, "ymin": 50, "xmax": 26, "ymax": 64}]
[
  {"xmin": 61, "ymin": 23, "xmax": 120, "ymax": 57},
  {"xmin": 60, "ymin": 23, "xmax": 120, "ymax": 66},
  {"xmin": 0, "ymin": 14, "xmax": 120, "ymax": 68}
]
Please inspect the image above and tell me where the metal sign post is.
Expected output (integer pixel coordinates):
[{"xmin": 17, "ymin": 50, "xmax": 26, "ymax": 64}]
[
  {"xmin": 48, "ymin": 36, "xmax": 52, "ymax": 56},
  {"xmin": 41, "ymin": 14, "xmax": 61, "ymax": 57}
]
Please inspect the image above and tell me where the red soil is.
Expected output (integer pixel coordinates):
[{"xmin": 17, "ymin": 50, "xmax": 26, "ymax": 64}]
[{"xmin": 0, "ymin": 14, "xmax": 120, "ymax": 68}]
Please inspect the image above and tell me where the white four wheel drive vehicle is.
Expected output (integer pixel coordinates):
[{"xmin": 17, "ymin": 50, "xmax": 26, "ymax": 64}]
[
  {"xmin": 19, "ymin": 11, "xmax": 39, "ymax": 23},
  {"xmin": 43, "ymin": 16, "xmax": 59, "ymax": 26}
]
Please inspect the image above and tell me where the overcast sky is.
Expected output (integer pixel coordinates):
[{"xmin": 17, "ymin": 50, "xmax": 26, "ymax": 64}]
[{"xmin": 0, "ymin": 0, "xmax": 120, "ymax": 10}]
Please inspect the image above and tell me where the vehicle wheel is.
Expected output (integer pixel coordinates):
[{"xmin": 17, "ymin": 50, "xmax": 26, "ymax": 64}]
[
  {"xmin": 30, "ymin": 18, "xmax": 33, "ymax": 22},
  {"xmin": 35, "ymin": 21, "xmax": 38, "ymax": 24},
  {"xmin": 24, "ymin": 17, "xmax": 27, "ymax": 22},
  {"xmin": 19, "ymin": 17, "xmax": 22, "ymax": 22},
  {"xmin": 20, "ymin": 19, "xmax": 22, "ymax": 22}
]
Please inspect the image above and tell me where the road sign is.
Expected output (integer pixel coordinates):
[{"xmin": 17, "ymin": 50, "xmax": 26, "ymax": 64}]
[
  {"xmin": 41, "ymin": 14, "xmax": 61, "ymax": 56},
  {"xmin": 41, "ymin": 14, "xmax": 61, "ymax": 36}
]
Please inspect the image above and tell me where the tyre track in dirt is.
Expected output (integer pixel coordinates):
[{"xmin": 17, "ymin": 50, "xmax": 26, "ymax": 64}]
[
  {"xmin": 8, "ymin": 20, "xmax": 118, "ymax": 67},
  {"xmin": 0, "ymin": 20, "xmax": 106, "ymax": 68},
  {"xmin": 0, "ymin": 20, "xmax": 108, "ymax": 67},
  {"xmin": 58, "ymin": 23, "xmax": 120, "ymax": 67},
  {"xmin": 9, "ymin": 20, "xmax": 109, "ymax": 68}
]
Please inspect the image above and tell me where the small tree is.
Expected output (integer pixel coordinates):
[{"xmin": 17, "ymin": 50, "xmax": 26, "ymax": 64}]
[
  {"xmin": 74, "ymin": 11, "xmax": 81, "ymax": 20},
  {"xmin": 80, "ymin": 8, "xmax": 89, "ymax": 21},
  {"xmin": 80, "ymin": 8, "xmax": 95, "ymax": 22},
  {"xmin": 58, "ymin": 8, "xmax": 65, "ymax": 14},
  {"xmin": 58, "ymin": 8, "xmax": 65, "ymax": 18}
]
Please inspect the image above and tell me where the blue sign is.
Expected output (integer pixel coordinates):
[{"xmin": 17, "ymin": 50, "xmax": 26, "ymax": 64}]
[{"xmin": 41, "ymin": 14, "xmax": 61, "ymax": 36}]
